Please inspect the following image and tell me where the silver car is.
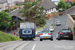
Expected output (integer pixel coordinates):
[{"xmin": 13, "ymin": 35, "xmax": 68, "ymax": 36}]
[
  {"xmin": 40, "ymin": 30, "xmax": 53, "ymax": 41},
  {"xmin": 36, "ymin": 31, "xmax": 41, "ymax": 37},
  {"xmin": 49, "ymin": 27, "xmax": 54, "ymax": 32},
  {"xmin": 56, "ymin": 21, "xmax": 61, "ymax": 26}
]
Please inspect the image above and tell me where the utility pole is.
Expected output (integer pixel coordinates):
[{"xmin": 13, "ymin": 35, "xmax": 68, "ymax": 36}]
[
  {"xmin": 53, "ymin": 11, "xmax": 56, "ymax": 28},
  {"xmin": 16, "ymin": 16, "xmax": 18, "ymax": 36},
  {"xmin": 4, "ymin": 20, "xmax": 7, "ymax": 33}
]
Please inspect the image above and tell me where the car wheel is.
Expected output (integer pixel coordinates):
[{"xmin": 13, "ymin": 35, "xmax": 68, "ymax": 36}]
[
  {"xmin": 51, "ymin": 39, "xmax": 53, "ymax": 41},
  {"xmin": 56, "ymin": 38, "xmax": 58, "ymax": 40},
  {"xmin": 40, "ymin": 39, "xmax": 42, "ymax": 41},
  {"xmin": 70, "ymin": 38, "xmax": 73, "ymax": 40},
  {"xmin": 58, "ymin": 38, "xmax": 61, "ymax": 41},
  {"xmin": 22, "ymin": 39, "xmax": 24, "ymax": 41}
]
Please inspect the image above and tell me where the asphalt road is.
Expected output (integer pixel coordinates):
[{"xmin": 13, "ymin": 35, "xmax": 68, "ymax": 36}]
[
  {"xmin": 0, "ymin": 10, "xmax": 75, "ymax": 50},
  {"xmin": 0, "ymin": 14, "xmax": 75, "ymax": 50}
]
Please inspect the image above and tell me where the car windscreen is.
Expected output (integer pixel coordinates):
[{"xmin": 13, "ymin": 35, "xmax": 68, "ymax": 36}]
[{"xmin": 61, "ymin": 30, "xmax": 71, "ymax": 32}]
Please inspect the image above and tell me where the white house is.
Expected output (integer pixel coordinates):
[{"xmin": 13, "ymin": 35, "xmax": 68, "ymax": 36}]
[
  {"xmin": 7, "ymin": 0, "xmax": 16, "ymax": 7},
  {"xmin": 0, "ymin": 0, "xmax": 8, "ymax": 12},
  {"xmin": 40, "ymin": 0, "xmax": 57, "ymax": 14}
]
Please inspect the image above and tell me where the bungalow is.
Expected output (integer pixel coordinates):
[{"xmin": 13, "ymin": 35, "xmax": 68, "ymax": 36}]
[
  {"xmin": 40, "ymin": 0, "xmax": 57, "ymax": 14},
  {"xmin": 0, "ymin": 0, "xmax": 8, "ymax": 12}
]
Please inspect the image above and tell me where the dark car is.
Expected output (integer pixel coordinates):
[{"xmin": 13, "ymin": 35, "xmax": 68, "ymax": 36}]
[{"xmin": 56, "ymin": 29, "xmax": 73, "ymax": 40}]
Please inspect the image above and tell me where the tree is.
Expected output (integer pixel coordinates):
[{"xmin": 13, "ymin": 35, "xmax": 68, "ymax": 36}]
[
  {"xmin": 22, "ymin": 2, "xmax": 46, "ymax": 27},
  {"xmin": 72, "ymin": 0, "xmax": 75, "ymax": 6},
  {"xmin": 22, "ymin": 3, "xmax": 32, "ymax": 20},
  {"xmin": 0, "ymin": 11, "xmax": 11, "ymax": 30},
  {"xmin": 38, "ymin": 18, "xmax": 46, "ymax": 26},
  {"xmin": 57, "ymin": 0, "xmax": 68, "ymax": 10}
]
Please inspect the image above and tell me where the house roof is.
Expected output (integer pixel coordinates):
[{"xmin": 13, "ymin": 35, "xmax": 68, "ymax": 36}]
[
  {"xmin": 40, "ymin": 0, "xmax": 56, "ymax": 10},
  {"xmin": 0, "ymin": 0, "xmax": 6, "ymax": 4},
  {"xmin": 64, "ymin": 0, "xmax": 75, "ymax": 2}
]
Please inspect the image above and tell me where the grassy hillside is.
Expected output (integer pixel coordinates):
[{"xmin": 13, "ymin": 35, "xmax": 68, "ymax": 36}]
[{"xmin": 0, "ymin": 31, "xmax": 20, "ymax": 42}]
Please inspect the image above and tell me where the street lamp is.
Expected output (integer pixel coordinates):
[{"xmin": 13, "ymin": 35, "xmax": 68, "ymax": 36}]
[{"xmin": 53, "ymin": 9, "xmax": 58, "ymax": 28}]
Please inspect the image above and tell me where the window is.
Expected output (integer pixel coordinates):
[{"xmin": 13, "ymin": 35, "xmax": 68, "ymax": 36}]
[{"xmin": 0, "ymin": 4, "xmax": 2, "ymax": 6}]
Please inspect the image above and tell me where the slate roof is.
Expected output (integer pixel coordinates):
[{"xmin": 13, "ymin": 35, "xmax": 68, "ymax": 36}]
[
  {"xmin": 0, "ymin": 0, "xmax": 6, "ymax": 4},
  {"xmin": 40, "ymin": 0, "xmax": 56, "ymax": 10}
]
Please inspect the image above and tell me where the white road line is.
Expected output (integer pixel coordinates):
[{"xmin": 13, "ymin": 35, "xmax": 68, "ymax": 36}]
[
  {"xmin": 15, "ymin": 41, "xmax": 32, "ymax": 50},
  {"xmin": 32, "ymin": 44, "xmax": 36, "ymax": 50}
]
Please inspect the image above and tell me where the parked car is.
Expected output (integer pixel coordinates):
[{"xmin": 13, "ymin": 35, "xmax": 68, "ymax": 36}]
[
  {"xmin": 36, "ymin": 31, "xmax": 41, "ymax": 37},
  {"xmin": 56, "ymin": 21, "xmax": 61, "ymax": 26},
  {"xmin": 56, "ymin": 29, "xmax": 73, "ymax": 40},
  {"xmin": 40, "ymin": 28, "xmax": 53, "ymax": 41},
  {"xmin": 49, "ymin": 26, "xmax": 54, "ymax": 32}
]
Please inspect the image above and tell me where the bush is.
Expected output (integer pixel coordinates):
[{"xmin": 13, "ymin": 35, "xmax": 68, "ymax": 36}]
[
  {"xmin": 58, "ymin": 10, "xmax": 63, "ymax": 12},
  {"xmin": 16, "ymin": 4, "xmax": 24, "ymax": 6},
  {"xmin": 11, "ymin": 7, "xmax": 16, "ymax": 11},
  {"xmin": 51, "ymin": 12, "xmax": 55, "ymax": 14},
  {"xmin": 51, "ymin": 24, "xmax": 53, "ymax": 26},
  {"xmin": 4, "ymin": 9, "xmax": 9, "ymax": 12}
]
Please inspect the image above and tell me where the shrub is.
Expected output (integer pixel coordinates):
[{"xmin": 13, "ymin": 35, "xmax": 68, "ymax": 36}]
[
  {"xmin": 68, "ymin": 27, "xmax": 71, "ymax": 30},
  {"xmin": 51, "ymin": 24, "xmax": 53, "ymax": 26},
  {"xmin": 4, "ymin": 9, "xmax": 9, "ymax": 12},
  {"xmin": 58, "ymin": 10, "xmax": 63, "ymax": 12},
  {"xmin": 51, "ymin": 12, "xmax": 55, "ymax": 14}
]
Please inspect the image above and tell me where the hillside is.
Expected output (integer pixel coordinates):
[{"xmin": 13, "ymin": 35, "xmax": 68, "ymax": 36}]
[{"xmin": 0, "ymin": 31, "xmax": 20, "ymax": 42}]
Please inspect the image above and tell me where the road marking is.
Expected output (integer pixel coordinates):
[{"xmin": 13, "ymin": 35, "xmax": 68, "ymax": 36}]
[
  {"xmin": 15, "ymin": 41, "xmax": 32, "ymax": 50},
  {"xmin": 32, "ymin": 44, "xmax": 36, "ymax": 50}
]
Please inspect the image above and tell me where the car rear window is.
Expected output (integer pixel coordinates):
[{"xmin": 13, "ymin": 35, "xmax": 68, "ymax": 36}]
[
  {"xmin": 56, "ymin": 21, "xmax": 60, "ymax": 23},
  {"xmin": 41, "ymin": 31, "xmax": 50, "ymax": 33},
  {"xmin": 61, "ymin": 30, "xmax": 71, "ymax": 32}
]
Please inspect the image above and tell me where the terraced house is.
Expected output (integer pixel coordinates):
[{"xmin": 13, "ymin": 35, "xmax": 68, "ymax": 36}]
[
  {"xmin": 0, "ymin": 0, "xmax": 16, "ymax": 12},
  {"xmin": 7, "ymin": 0, "xmax": 16, "ymax": 9},
  {"xmin": 0, "ymin": 0, "xmax": 8, "ymax": 12}
]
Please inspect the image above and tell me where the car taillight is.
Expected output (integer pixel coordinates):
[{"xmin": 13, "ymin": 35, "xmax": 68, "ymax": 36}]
[
  {"xmin": 60, "ymin": 32, "xmax": 63, "ymax": 34},
  {"xmin": 32, "ymin": 30, "xmax": 33, "ymax": 32},
  {"xmin": 40, "ymin": 34, "xmax": 43, "ymax": 35},
  {"xmin": 70, "ymin": 32, "xmax": 72, "ymax": 35},
  {"xmin": 48, "ymin": 33, "xmax": 51, "ymax": 35}
]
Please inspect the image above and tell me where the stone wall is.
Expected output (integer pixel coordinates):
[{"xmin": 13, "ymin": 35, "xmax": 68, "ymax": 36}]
[{"xmin": 66, "ymin": 14, "xmax": 75, "ymax": 39}]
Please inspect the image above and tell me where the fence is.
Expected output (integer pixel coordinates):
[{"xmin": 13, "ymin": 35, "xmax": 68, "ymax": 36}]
[{"xmin": 7, "ymin": 26, "xmax": 16, "ymax": 32}]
